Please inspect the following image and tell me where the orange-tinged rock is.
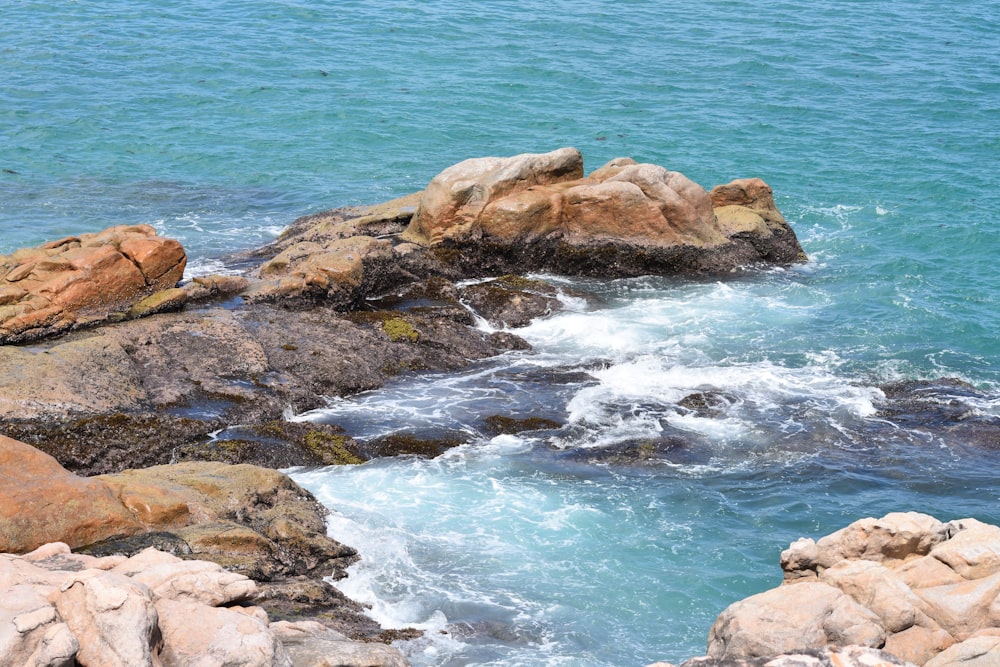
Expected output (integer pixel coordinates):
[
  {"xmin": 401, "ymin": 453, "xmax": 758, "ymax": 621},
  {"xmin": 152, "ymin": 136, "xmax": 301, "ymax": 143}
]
[
  {"xmin": 0, "ymin": 436, "xmax": 144, "ymax": 553},
  {"xmin": 0, "ymin": 225, "xmax": 187, "ymax": 343}
]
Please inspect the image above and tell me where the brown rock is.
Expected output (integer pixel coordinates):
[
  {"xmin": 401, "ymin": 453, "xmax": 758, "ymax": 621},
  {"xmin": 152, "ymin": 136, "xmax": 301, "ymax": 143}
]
[
  {"xmin": 781, "ymin": 512, "xmax": 953, "ymax": 577},
  {"xmin": 251, "ymin": 235, "xmax": 396, "ymax": 308},
  {"xmin": 401, "ymin": 147, "xmax": 584, "ymax": 245},
  {"xmin": 399, "ymin": 148, "xmax": 804, "ymax": 276},
  {"xmin": 929, "ymin": 518, "xmax": 1000, "ymax": 580},
  {"xmin": 0, "ymin": 224, "xmax": 186, "ymax": 344},
  {"xmin": 819, "ymin": 560, "xmax": 927, "ymax": 633},
  {"xmin": 0, "ymin": 436, "xmax": 144, "ymax": 553},
  {"xmin": 914, "ymin": 572, "xmax": 1000, "ymax": 640},
  {"xmin": 883, "ymin": 625, "xmax": 956, "ymax": 666},
  {"xmin": 924, "ymin": 635, "xmax": 1000, "ymax": 667}
]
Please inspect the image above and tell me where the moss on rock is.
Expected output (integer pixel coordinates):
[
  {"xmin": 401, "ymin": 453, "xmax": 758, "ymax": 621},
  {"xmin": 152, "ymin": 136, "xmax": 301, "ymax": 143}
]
[{"xmin": 381, "ymin": 317, "xmax": 419, "ymax": 342}]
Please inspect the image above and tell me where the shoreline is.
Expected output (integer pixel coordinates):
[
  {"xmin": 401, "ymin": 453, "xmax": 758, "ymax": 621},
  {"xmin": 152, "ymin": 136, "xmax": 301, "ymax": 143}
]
[{"xmin": 4, "ymin": 149, "xmax": 998, "ymax": 666}]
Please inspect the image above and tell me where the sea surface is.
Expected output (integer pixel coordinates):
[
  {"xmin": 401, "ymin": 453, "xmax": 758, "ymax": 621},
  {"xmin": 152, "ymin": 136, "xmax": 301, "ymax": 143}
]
[{"xmin": 3, "ymin": 1, "xmax": 1000, "ymax": 665}]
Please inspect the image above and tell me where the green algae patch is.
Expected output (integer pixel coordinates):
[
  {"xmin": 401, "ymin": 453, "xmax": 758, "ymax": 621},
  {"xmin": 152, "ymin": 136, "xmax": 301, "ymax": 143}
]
[
  {"xmin": 381, "ymin": 317, "xmax": 419, "ymax": 342},
  {"xmin": 303, "ymin": 430, "xmax": 365, "ymax": 465}
]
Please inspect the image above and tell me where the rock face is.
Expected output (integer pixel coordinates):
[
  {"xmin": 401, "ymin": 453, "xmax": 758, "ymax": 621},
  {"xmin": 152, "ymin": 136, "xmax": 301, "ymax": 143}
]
[
  {"xmin": 0, "ymin": 542, "xmax": 410, "ymax": 667},
  {"xmin": 0, "ymin": 224, "xmax": 186, "ymax": 344},
  {"xmin": 400, "ymin": 148, "xmax": 804, "ymax": 276},
  {"xmin": 693, "ymin": 512, "xmax": 1000, "ymax": 667}
]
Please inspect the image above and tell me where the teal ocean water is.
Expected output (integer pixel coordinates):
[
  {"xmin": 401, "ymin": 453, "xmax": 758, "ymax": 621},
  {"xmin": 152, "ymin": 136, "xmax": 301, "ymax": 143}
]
[{"xmin": 4, "ymin": 1, "xmax": 1000, "ymax": 664}]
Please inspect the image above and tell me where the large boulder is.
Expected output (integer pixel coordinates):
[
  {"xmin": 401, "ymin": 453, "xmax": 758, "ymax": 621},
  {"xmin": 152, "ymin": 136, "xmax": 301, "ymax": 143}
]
[
  {"xmin": 401, "ymin": 147, "xmax": 585, "ymax": 245},
  {"xmin": 399, "ymin": 148, "xmax": 805, "ymax": 276},
  {"xmin": 0, "ymin": 224, "xmax": 186, "ymax": 344}
]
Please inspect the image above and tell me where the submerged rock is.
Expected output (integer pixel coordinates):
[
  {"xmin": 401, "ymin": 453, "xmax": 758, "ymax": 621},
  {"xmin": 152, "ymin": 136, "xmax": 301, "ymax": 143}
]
[{"xmin": 661, "ymin": 512, "xmax": 1000, "ymax": 667}]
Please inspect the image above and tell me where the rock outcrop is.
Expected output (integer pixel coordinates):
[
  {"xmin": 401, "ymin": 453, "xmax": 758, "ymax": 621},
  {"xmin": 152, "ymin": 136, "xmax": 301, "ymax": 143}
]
[
  {"xmin": 0, "ymin": 542, "xmax": 409, "ymax": 667},
  {"xmin": 0, "ymin": 224, "xmax": 186, "ymax": 344},
  {"xmin": 666, "ymin": 512, "xmax": 1000, "ymax": 667},
  {"xmin": 399, "ymin": 148, "xmax": 805, "ymax": 276}
]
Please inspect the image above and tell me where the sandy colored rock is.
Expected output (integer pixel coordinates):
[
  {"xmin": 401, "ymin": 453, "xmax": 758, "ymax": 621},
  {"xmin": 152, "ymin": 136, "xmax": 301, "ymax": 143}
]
[
  {"xmin": 819, "ymin": 560, "xmax": 926, "ymax": 633},
  {"xmin": 929, "ymin": 518, "xmax": 1000, "ymax": 580},
  {"xmin": 252, "ymin": 235, "xmax": 395, "ymax": 308},
  {"xmin": 894, "ymin": 554, "xmax": 966, "ymax": 590},
  {"xmin": 402, "ymin": 147, "xmax": 584, "ymax": 245},
  {"xmin": 706, "ymin": 581, "xmax": 886, "ymax": 659},
  {"xmin": 924, "ymin": 635, "xmax": 1000, "ymax": 667},
  {"xmin": 155, "ymin": 597, "xmax": 290, "ymax": 667},
  {"xmin": 271, "ymin": 620, "xmax": 410, "ymax": 667},
  {"xmin": 125, "ymin": 558, "xmax": 257, "ymax": 606},
  {"xmin": 883, "ymin": 625, "xmax": 956, "ymax": 666},
  {"xmin": 53, "ymin": 569, "xmax": 160, "ymax": 667},
  {"xmin": 781, "ymin": 512, "xmax": 953, "ymax": 577},
  {"xmin": 914, "ymin": 572, "xmax": 1000, "ymax": 639}
]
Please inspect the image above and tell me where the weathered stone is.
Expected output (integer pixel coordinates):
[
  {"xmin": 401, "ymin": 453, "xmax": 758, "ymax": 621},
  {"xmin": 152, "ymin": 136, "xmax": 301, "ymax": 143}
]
[
  {"xmin": 0, "ymin": 436, "xmax": 143, "ymax": 553},
  {"xmin": 271, "ymin": 620, "xmax": 410, "ymax": 667},
  {"xmin": 53, "ymin": 569, "xmax": 160, "ymax": 667},
  {"xmin": 401, "ymin": 147, "xmax": 584, "ymax": 245},
  {"xmin": 894, "ymin": 554, "xmax": 966, "ymax": 590},
  {"xmin": 924, "ymin": 634, "xmax": 1000, "ymax": 667},
  {"xmin": 819, "ymin": 560, "xmax": 926, "ymax": 633},
  {"xmin": 914, "ymin": 572, "xmax": 1000, "ymax": 640},
  {"xmin": 781, "ymin": 512, "xmax": 953, "ymax": 577},
  {"xmin": 706, "ymin": 581, "xmax": 886, "ymax": 659},
  {"xmin": 124, "ymin": 557, "xmax": 257, "ymax": 606},
  {"xmin": 458, "ymin": 275, "xmax": 564, "ymax": 328},
  {"xmin": 883, "ymin": 625, "xmax": 956, "ymax": 666},
  {"xmin": 398, "ymin": 148, "xmax": 804, "ymax": 277},
  {"xmin": 930, "ymin": 518, "xmax": 1000, "ymax": 580},
  {"xmin": 0, "ymin": 224, "xmax": 186, "ymax": 344}
]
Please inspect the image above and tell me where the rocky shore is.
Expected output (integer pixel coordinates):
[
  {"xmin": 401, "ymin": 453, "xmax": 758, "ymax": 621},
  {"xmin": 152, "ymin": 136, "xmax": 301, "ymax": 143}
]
[{"xmin": 4, "ymin": 148, "xmax": 996, "ymax": 665}]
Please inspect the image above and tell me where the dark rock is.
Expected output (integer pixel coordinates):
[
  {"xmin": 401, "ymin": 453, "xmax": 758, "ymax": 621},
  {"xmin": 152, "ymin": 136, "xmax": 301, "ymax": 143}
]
[
  {"xmin": 876, "ymin": 378, "xmax": 1000, "ymax": 449},
  {"xmin": 459, "ymin": 275, "xmax": 565, "ymax": 328},
  {"xmin": 360, "ymin": 430, "xmax": 469, "ymax": 459},
  {"xmin": 483, "ymin": 415, "xmax": 564, "ymax": 435},
  {"xmin": 77, "ymin": 531, "xmax": 194, "ymax": 558},
  {"xmin": 560, "ymin": 436, "xmax": 707, "ymax": 466},
  {"xmin": 678, "ymin": 391, "xmax": 737, "ymax": 418}
]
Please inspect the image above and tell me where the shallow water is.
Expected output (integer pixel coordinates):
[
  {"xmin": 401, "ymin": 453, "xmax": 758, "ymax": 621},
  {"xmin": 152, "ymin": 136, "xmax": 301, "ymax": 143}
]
[{"xmin": 4, "ymin": 0, "xmax": 1000, "ymax": 664}]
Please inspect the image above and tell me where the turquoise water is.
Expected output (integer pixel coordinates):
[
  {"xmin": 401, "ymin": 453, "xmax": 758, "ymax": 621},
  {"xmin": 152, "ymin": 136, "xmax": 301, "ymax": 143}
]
[{"xmin": 4, "ymin": 1, "xmax": 1000, "ymax": 664}]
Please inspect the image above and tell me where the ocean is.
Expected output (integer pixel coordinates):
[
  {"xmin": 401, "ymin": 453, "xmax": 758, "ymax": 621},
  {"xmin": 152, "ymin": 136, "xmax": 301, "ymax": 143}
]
[{"xmin": 3, "ymin": 1, "xmax": 1000, "ymax": 664}]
